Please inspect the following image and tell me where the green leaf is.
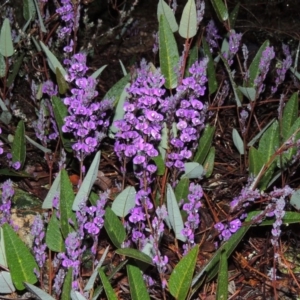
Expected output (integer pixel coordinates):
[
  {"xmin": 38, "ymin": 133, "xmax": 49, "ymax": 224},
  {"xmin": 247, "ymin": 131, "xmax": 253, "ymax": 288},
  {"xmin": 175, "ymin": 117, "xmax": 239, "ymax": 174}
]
[
  {"xmin": 12, "ymin": 120, "xmax": 26, "ymax": 168},
  {"xmin": 71, "ymin": 290, "xmax": 88, "ymax": 300},
  {"xmin": 166, "ymin": 184, "xmax": 186, "ymax": 242},
  {"xmin": 0, "ymin": 19, "xmax": 14, "ymax": 57},
  {"xmin": 260, "ymin": 211, "xmax": 300, "ymax": 226},
  {"xmin": 2, "ymin": 223, "xmax": 38, "ymax": 290},
  {"xmin": 247, "ymin": 40, "xmax": 269, "ymax": 87},
  {"xmin": 104, "ymin": 206, "xmax": 126, "ymax": 248},
  {"xmin": 194, "ymin": 125, "xmax": 216, "ymax": 164},
  {"xmin": 0, "ymin": 98, "xmax": 11, "ymax": 124},
  {"xmin": 51, "ymin": 96, "xmax": 72, "ymax": 152},
  {"xmin": 109, "ymin": 83, "xmax": 129, "ymax": 135},
  {"xmin": 182, "ymin": 162, "xmax": 204, "ymax": 179},
  {"xmin": 0, "ymin": 228, "xmax": 7, "ymax": 268},
  {"xmin": 111, "ymin": 186, "xmax": 136, "ymax": 218},
  {"xmin": 73, "ymin": 151, "xmax": 101, "ymax": 211},
  {"xmin": 60, "ymin": 169, "xmax": 76, "ymax": 238},
  {"xmin": 249, "ymin": 146, "xmax": 264, "ymax": 175},
  {"xmin": 0, "ymin": 53, "xmax": 5, "ymax": 77},
  {"xmin": 157, "ymin": 0, "xmax": 178, "ymax": 32},
  {"xmin": 210, "ymin": 0, "xmax": 228, "ymax": 22},
  {"xmin": 40, "ymin": 41, "xmax": 66, "ymax": 77},
  {"xmin": 229, "ymin": 2, "xmax": 240, "ymax": 28},
  {"xmin": 127, "ymin": 263, "xmax": 150, "ymax": 300},
  {"xmin": 169, "ymin": 245, "xmax": 199, "ymax": 300},
  {"xmin": 7, "ymin": 53, "xmax": 25, "ymax": 88},
  {"xmin": 238, "ymin": 86, "xmax": 256, "ymax": 101},
  {"xmin": 0, "ymin": 168, "xmax": 29, "ymax": 177},
  {"xmin": 46, "ymin": 212, "xmax": 65, "ymax": 252},
  {"xmin": 62, "ymin": 267, "xmax": 72, "ymax": 300},
  {"xmin": 33, "ymin": 0, "xmax": 46, "ymax": 32},
  {"xmin": 232, "ymin": 128, "xmax": 244, "ymax": 155},
  {"xmin": 282, "ymin": 92, "xmax": 298, "ymax": 140},
  {"xmin": 184, "ymin": 45, "xmax": 198, "ymax": 78},
  {"xmin": 56, "ymin": 67, "xmax": 69, "ymax": 94},
  {"xmin": 152, "ymin": 154, "xmax": 165, "ymax": 175},
  {"xmin": 159, "ymin": 14, "xmax": 179, "ymax": 89},
  {"xmin": 216, "ymin": 250, "xmax": 228, "ymax": 300},
  {"xmin": 23, "ymin": 0, "xmax": 36, "ymax": 21},
  {"xmin": 179, "ymin": 0, "xmax": 197, "ymax": 39},
  {"xmin": 116, "ymin": 248, "xmax": 153, "ymax": 265},
  {"xmin": 258, "ymin": 120, "xmax": 279, "ymax": 163},
  {"xmin": 91, "ymin": 65, "xmax": 107, "ymax": 79},
  {"xmin": 247, "ymin": 119, "xmax": 275, "ymax": 147},
  {"xmin": 203, "ymin": 146, "xmax": 215, "ymax": 178},
  {"xmin": 104, "ymin": 73, "xmax": 130, "ymax": 105},
  {"xmin": 42, "ymin": 171, "xmax": 60, "ymax": 209},
  {"xmin": 25, "ymin": 135, "xmax": 51, "ymax": 154},
  {"xmin": 203, "ymin": 38, "xmax": 218, "ymax": 95},
  {"xmin": 99, "ymin": 269, "xmax": 118, "ymax": 300},
  {"xmin": 24, "ymin": 282, "xmax": 56, "ymax": 300},
  {"xmin": 175, "ymin": 177, "xmax": 190, "ymax": 203}
]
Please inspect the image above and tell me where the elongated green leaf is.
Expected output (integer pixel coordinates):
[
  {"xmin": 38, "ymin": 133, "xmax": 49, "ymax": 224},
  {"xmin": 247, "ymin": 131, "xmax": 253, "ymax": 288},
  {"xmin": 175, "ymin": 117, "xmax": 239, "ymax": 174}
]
[
  {"xmin": 179, "ymin": 0, "xmax": 197, "ymax": 39},
  {"xmin": 7, "ymin": 53, "xmax": 25, "ymax": 88},
  {"xmin": 282, "ymin": 92, "xmax": 298, "ymax": 140},
  {"xmin": 42, "ymin": 171, "xmax": 60, "ymax": 209},
  {"xmin": 104, "ymin": 207, "xmax": 126, "ymax": 248},
  {"xmin": 71, "ymin": 290, "xmax": 88, "ymax": 300},
  {"xmin": 116, "ymin": 248, "xmax": 153, "ymax": 265},
  {"xmin": 210, "ymin": 0, "xmax": 228, "ymax": 22},
  {"xmin": 60, "ymin": 169, "xmax": 76, "ymax": 238},
  {"xmin": 159, "ymin": 14, "xmax": 179, "ymax": 89},
  {"xmin": 232, "ymin": 128, "xmax": 244, "ymax": 155},
  {"xmin": 24, "ymin": 282, "xmax": 55, "ymax": 300},
  {"xmin": 33, "ymin": 0, "xmax": 46, "ymax": 32},
  {"xmin": 91, "ymin": 65, "xmax": 107, "ymax": 79},
  {"xmin": 216, "ymin": 250, "xmax": 228, "ymax": 300},
  {"xmin": 194, "ymin": 125, "xmax": 216, "ymax": 164},
  {"xmin": 2, "ymin": 223, "xmax": 38, "ymax": 290},
  {"xmin": 0, "ymin": 97, "xmax": 11, "ymax": 125},
  {"xmin": 238, "ymin": 86, "xmax": 256, "ymax": 101},
  {"xmin": 12, "ymin": 120, "xmax": 26, "ymax": 168},
  {"xmin": 0, "ymin": 53, "xmax": 5, "ymax": 77},
  {"xmin": 283, "ymin": 117, "xmax": 300, "ymax": 163},
  {"xmin": 182, "ymin": 162, "xmax": 204, "ymax": 179},
  {"xmin": 56, "ymin": 67, "xmax": 69, "ymax": 94},
  {"xmin": 99, "ymin": 269, "xmax": 118, "ymax": 300},
  {"xmin": 109, "ymin": 83, "xmax": 129, "ymax": 135},
  {"xmin": 175, "ymin": 177, "xmax": 189, "ymax": 203},
  {"xmin": 0, "ymin": 228, "xmax": 7, "ymax": 268},
  {"xmin": 247, "ymin": 40, "xmax": 269, "ymax": 87},
  {"xmin": 229, "ymin": 2, "xmax": 240, "ymax": 28},
  {"xmin": 62, "ymin": 267, "xmax": 72, "ymax": 300},
  {"xmin": 258, "ymin": 120, "xmax": 279, "ymax": 162},
  {"xmin": 152, "ymin": 154, "xmax": 165, "ymax": 175},
  {"xmin": 23, "ymin": 0, "xmax": 36, "ymax": 21},
  {"xmin": 25, "ymin": 135, "xmax": 51, "ymax": 154},
  {"xmin": 169, "ymin": 245, "xmax": 199, "ymax": 300},
  {"xmin": 0, "ymin": 19, "xmax": 14, "ymax": 57},
  {"xmin": 0, "ymin": 271, "xmax": 15, "ymax": 293},
  {"xmin": 248, "ymin": 146, "xmax": 264, "ymax": 175},
  {"xmin": 46, "ymin": 212, "xmax": 65, "ymax": 252},
  {"xmin": 127, "ymin": 263, "xmax": 150, "ymax": 300},
  {"xmin": 204, "ymin": 146, "xmax": 215, "ymax": 178},
  {"xmin": 40, "ymin": 41, "xmax": 66, "ymax": 77},
  {"xmin": 203, "ymin": 38, "xmax": 217, "ymax": 95},
  {"xmin": 111, "ymin": 186, "xmax": 136, "ymax": 218},
  {"xmin": 247, "ymin": 119, "xmax": 275, "ymax": 147},
  {"xmin": 184, "ymin": 45, "xmax": 198, "ymax": 78},
  {"xmin": 73, "ymin": 151, "xmax": 101, "ymax": 210},
  {"xmin": 157, "ymin": 0, "xmax": 178, "ymax": 32},
  {"xmin": 167, "ymin": 184, "xmax": 186, "ymax": 242},
  {"xmin": 51, "ymin": 96, "xmax": 72, "ymax": 152}
]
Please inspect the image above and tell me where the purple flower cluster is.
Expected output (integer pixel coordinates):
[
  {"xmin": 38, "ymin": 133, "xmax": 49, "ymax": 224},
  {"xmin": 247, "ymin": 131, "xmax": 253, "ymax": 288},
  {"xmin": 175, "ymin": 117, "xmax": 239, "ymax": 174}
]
[
  {"xmin": 76, "ymin": 193, "xmax": 107, "ymax": 255},
  {"xmin": 214, "ymin": 219, "xmax": 242, "ymax": 241},
  {"xmin": 62, "ymin": 53, "xmax": 112, "ymax": 161},
  {"xmin": 271, "ymin": 44, "xmax": 292, "ymax": 94},
  {"xmin": 254, "ymin": 46, "xmax": 275, "ymax": 95},
  {"xmin": 58, "ymin": 232, "xmax": 85, "ymax": 290},
  {"xmin": 205, "ymin": 20, "xmax": 221, "ymax": 51},
  {"xmin": 223, "ymin": 31, "xmax": 242, "ymax": 66},
  {"xmin": 31, "ymin": 215, "xmax": 47, "ymax": 269},
  {"xmin": 0, "ymin": 128, "xmax": 3, "ymax": 155},
  {"xmin": 0, "ymin": 180, "xmax": 14, "ymax": 226},
  {"xmin": 166, "ymin": 59, "xmax": 208, "ymax": 173},
  {"xmin": 239, "ymin": 109, "xmax": 249, "ymax": 135},
  {"xmin": 182, "ymin": 183, "xmax": 202, "ymax": 254}
]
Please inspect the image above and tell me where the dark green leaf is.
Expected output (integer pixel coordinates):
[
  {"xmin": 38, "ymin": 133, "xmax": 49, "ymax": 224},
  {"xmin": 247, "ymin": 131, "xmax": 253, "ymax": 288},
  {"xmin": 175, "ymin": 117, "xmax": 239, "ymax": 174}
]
[
  {"xmin": 99, "ymin": 269, "xmax": 118, "ymax": 300},
  {"xmin": 56, "ymin": 67, "xmax": 69, "ymax": 94},
  {"xmin": 23, "ymin": 0, "xmax": 36, "ymax": 21},
  {"xmin": 104, "ymin": 207, "xmax": 126, "ymax": 248},
  {"xmin": 210, "ymin": 0, "xmax": 228, "ymax": 21},
  {"xmin": 116, "ymin": 248, "xmax": 153, "ymax": 265},
  {"xmin": 152, "ymin": 154, "xmax": 165, "ymax": 176},
  {"xmin": 204, "ymin": 146, "xmax": 215, "ymax": 178},
  {"xmin": 159, "ymin": 14, "xmax": 179, "ymax": 89},
  {"xmin": 169, "ymin": 245, "xmax": 199, "ymax": 300},
  {"xmin": 216, "ymin": 250, "xmax": 228, "ymax": 300},
  {"xmin": 229, "ymin": 2, "xmax": 240, "ymax": 28},
  {"xmin": 7, "ymin": 53, "xmax": 25, "ymax": 88},
  {"xmin": 2, "ymin": 223, "xmax": 38, "ymax": 290},
  {"xmin": 12, "ymin": 120, "xmax": 26, "ymax": 168},
  {"xmin": 175, "ymin": 177, "xmax": 190, "ymax": 203},
  {"xmin": 0, "ymin": 19, "xmax": 14, "ymax": 57},
  {"xmin": 127, "ymin": 263, "xmax": 150, "ymax": 300},
  {"xmin": 184, "ymin": 45, "xmax": 198, "ymax": 78},
  {"xmin": 60, "ymin": 169, "xmax": 76, "ymax": 239},
  {"xmin": 249, "ymin": 146, "xmax": 264, "ymax": 176},
  {"xmin": 0, "ymin": 168, "xmax": 29, "ymax": 177},
  {"xmin": 282, "ymin": 92, "xmax": 298, "ymax": 140},
  {"xmin": 61, "ymin": 267, "xmax": 72, "ymax": 300},
  {"xmin": 46, "ymin": 212, "xmax": 65, "ymax": 252}
]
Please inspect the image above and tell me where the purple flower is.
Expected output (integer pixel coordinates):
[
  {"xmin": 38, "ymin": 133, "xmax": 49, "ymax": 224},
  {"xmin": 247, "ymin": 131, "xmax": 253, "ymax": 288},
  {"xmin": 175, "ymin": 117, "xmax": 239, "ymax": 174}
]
[
  {"xmin": 205, "ymin": 20, "xmax": 221, "ymax": 51},
  {"xmin": 0, "ymin": 180, "xmax": 14, "ymax": 226}
]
